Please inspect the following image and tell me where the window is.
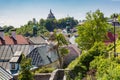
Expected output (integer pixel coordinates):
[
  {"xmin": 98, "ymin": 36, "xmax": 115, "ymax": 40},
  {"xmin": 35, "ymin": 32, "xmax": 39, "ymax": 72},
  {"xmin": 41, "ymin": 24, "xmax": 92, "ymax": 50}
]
[{"xmin": 11, "ymin": 63, "xmax": 15, "ymax": 70}]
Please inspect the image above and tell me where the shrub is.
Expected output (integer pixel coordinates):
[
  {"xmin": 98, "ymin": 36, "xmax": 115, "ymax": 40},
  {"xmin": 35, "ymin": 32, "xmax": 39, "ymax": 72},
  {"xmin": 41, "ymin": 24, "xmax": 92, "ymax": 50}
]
[
  {"xmin": 35, "ymin": 67, "xmax": 55, "ymax": 73},
  {"xmin": 90, "ymin": 56, "xmax": 120, "ymax": 80},
  {"xmin": 67, "ymin": 42, "xmax": 107, "ymax": 79}
]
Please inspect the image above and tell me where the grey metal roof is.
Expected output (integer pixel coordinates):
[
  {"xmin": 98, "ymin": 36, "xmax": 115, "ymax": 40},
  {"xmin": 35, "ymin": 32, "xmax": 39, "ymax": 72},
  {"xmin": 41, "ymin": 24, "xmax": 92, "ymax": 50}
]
[
  {"xmin": 0, "ymin": 44, "xmax": 58, "ymax": 72},
  {"xmin": 27, "ymin": 45, "xmax": 58, "ymax": 67},
  {"xmin": 9, "ymin": 51, "xmax": 22, "ymax": 63},
  {"xmin": 0, "ymin": 66, "xmax": 13, "ymax": 80},
  {"xmin": 14, "ymin": 51, "xmax": 22, "ymax": 57},
  {"xmin": 9, "ymin": 57, "xmax": 20, "ymax": 63},
  {"xmin": 0, "ymin": 44, "xmax": 43, "ymax": 70},
  {"xmin": 29, "ymin": 36, "xmax": 47, "ymax": 44}
]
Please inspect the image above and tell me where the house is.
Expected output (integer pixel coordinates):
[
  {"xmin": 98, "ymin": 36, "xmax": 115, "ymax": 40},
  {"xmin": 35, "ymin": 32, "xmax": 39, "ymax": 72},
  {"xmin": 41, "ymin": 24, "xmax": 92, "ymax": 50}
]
[
  {"xmin": 0, "ymin": 44, "xmax": 42, "ymax": 72},
  {"xmin": 69, "ymin": 35, "xmax": 78, "ymax": 46},
  {"xmin": 0, "ymin": 28, "xmax": 59, "ymax": 75},
  {"xmin": 27, "ymin": 45, "xmax": 58, "ymax": 67},
  {"xmin": 9, "ymin": 51, "xmax": 22, "ymax": 74},
  {"xmin": 104, "ymin": 31, "xmax": 118, "ymax": 45},
  {"xmin": 28, "ymin": 36, "xmax": 47, "ymax": 45},
  {"xmin": 63, "ymin": 44, "xmax": 81, "ymax": 66},
  {"xmin": 0, "ymin": 44, "xmax": 59, "ymax": 74},
  {"xmin": 0, "ymin": 29, "xmax": 29, "ymax": 45},
  {"xmin": 107, "ymin": 19, "xmax": 120, "ymax": 27},
  {"xmin": 0, "ymin": 66, "xmax": 13, "ymax": 80}
]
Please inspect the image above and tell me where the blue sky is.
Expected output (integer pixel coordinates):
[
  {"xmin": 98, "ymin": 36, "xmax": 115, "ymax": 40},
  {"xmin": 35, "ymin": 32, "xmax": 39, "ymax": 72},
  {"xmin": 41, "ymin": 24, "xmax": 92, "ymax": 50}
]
[{"xmin": 0, "ymin": 0, "xmax": 120, "ymax": 27}]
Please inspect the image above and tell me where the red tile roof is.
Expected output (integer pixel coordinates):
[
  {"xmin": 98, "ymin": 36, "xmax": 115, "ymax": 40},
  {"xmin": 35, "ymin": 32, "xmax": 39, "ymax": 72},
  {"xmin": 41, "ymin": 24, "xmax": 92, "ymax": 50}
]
[{"xmin": 0, "ymin": 35, "xmax": 29, "ymax": 45}]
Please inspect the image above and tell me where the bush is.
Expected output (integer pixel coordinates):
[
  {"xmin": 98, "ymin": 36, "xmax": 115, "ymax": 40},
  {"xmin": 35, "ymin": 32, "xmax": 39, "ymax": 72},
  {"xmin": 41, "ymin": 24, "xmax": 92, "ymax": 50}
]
[
  {"xmin": 90, "ymin": 56, "xmax": 120, "ymax": 80},
  {"xmin": 67, "ymin": 42, "xmax": 107, "ymax": 79},
  {"xmin": 35, "ymin": 67, "xmax": 55, "ymax": 73}
]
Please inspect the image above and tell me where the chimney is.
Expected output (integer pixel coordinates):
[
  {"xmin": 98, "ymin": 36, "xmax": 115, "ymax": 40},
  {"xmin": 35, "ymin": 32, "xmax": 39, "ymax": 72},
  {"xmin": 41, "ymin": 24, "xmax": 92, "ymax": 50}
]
[
  {"xmin": 0, "ymin": 29, "xmax": 4, "ymax": 40},
  {"xmin": 11, "ymin": 29, "xmax": 16, "ymax": 40}
]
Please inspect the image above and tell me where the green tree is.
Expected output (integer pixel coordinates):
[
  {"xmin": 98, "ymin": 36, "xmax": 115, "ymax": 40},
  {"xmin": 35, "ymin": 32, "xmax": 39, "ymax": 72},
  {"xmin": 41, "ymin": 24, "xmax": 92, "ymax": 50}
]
[
  {"xmin": 57, "ymin": 17, "xmax": 78, "ymax": 29},
  {"xmin": 118, "ymin": 15, "xmax": 120, "ymax": 22},
  {"xmin": 39, "ymin": 18, "xmax": 45, "ymax": 26},
  {"xmin": 16, "ymin": 18, "xmax": 48, "ymax": 37},
  {"xmin": 49, "ymin": 30, "xmax": 69, "ymax": 68},
  {"xmin": 110, "ymin": 13, "xmax": 119, "ymax": 19},
  {"xmin": 18, "ymin": 54, "xmax": 34, "ymax": 80},
  {"xmin": 76, "ymin": 10, "xmax": 112, "ymax": 50},
  {"xmin": 45, "ymin": 19, "xmax": 57, "ymax": 31},
  {"xmin": 2, "ymin": 25, "xmax": 14, "ymax": 35}
]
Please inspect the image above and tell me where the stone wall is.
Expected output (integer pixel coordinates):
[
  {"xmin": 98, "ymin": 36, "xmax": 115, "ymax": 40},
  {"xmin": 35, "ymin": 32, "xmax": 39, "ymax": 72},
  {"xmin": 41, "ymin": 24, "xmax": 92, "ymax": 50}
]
[
  {"xmin": 49, "ymin": 69, "xmax": 66, "ymax": 80},
  {"xmin": 34, "ymin": 73, "xmax": 51, "ymax": 80},
  {"xmin": 11, "ymin": 73, "xmax": 51, "ymax": 80},
  {"xmin": 10, "ymin": 60, "xmax": 59, "ymax": 80}
]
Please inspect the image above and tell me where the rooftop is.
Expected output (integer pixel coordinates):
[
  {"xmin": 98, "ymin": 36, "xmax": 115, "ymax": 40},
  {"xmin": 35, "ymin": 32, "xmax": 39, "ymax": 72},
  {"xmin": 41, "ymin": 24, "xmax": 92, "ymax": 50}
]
[
  {"xmin": 9, "ymin": 57, "xmax": 20, "ymax": 63},
  {"xmin": 28, "ymin": 36, "xmax": 47, "ymax": 44},
  {"xmin": 14, "ymin": 51, "xmax": 22, "ymax": 57},
  {"xmin": 0, "ymin": 44, "xmax": 43, "ymax": 70},
  {"xmin": 0, "ymin": 66, "xmax": 13, "ymax": 80},
  {"xmin": 0, "ymin": 35, "xmax": 29, "ymax": 45}
]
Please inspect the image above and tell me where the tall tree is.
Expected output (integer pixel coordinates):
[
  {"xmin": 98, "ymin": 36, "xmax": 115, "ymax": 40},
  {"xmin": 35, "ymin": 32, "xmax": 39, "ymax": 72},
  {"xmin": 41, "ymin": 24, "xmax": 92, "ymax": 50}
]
[
  {"xmin": 49, "ymin": 30, "xmax": 69, "ymax": 68},
  {"xmin": 39, "ymin": 18, "xmax": 45, "ymax": 26},
  {"xmin": 18, "ymin": 54, "xmax": 34, "ymax": 80},
  {"xmin": 110, "ymin": 13, "xmax": 119, "ymax": 19},
  {"xmin": 16, "ymin": 18, "xmax": 48, "ymax": 37},
  {"xmin": 57, "ymin": 17, "xmax": 78, "ymax": 29},
  {"xmin": 45, "ymin": 19, "xmax": 57, "ymax": 31},
  {"xmin": 76, "ymin": 10, "xmax": 112, "ymax": 50}
]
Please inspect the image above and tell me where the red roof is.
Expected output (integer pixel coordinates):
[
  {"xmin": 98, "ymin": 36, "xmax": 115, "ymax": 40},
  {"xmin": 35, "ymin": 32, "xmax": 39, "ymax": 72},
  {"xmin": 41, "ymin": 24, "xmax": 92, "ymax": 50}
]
[
  {"xmin": 0, "ymin": 35, "xmax": 29, "ymax": 45},
  {"xmin": 104, "ymin": 32, "xmax": 118, "ymax": 45}
]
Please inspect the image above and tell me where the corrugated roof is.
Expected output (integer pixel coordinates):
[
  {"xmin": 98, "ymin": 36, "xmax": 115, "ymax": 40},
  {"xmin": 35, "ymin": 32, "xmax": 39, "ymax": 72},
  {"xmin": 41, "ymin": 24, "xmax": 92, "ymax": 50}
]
[
  {"xmin": 0, "ymin": 44, "xmax": 58, "ymax": 72},
  {"xmin": 0, "ymin": 66, "xmax": 13, "ymax": 80},
  {"xmin": 0, "ymin": 44, "xmax": 43, "ymax": 70},
  {"xmin": 14, "ymin": 51, "xmax": 22, "ymax": 57},
  {"xmin": 0, "ymin": 35, "xmax": 29, "ymax": 45},
  {"xmin": 27, "ymin": 45, "xmax": 58, "ymax": 67}
]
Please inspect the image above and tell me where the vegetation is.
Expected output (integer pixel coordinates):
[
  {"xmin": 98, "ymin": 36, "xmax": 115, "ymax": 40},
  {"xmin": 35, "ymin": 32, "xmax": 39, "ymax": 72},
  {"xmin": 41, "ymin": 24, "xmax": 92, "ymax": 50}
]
[
  {"xmin": 16, "ymin": 18, "xmax": 48, "ymax": 37},
  {"xmin": 39, "ymin": 17, "xmax": 78, "ymax": 31},
  {"xmin": 110, "ymin": 13, "xmax": 120, "ymax": 22},
  {"xmin": 76, "ymin": 10, "xmax": 112, "ymax": 50},
  {"xmin": 49, "ymin": 30, "xmax": 69, "ymax": 68},
  {"xmin": 1, "ymin": 25, "xmax": 14, "ymax": 35},
  {"xmin": 57, "ymin": 17, "xmax": 78, "ymax": 29},
  {"xmin": 67, "ymin": 42, "xmax": 108, "ymax": 79},
  {"xmin": 67, "ymin": 10, "xmax": 120, "ymax": 80},
  {"xmin": 89, "ymin": 55, "xmax": 120, "ymax": 80},
  {"xmin": 35, "ymin": 67, "xmax": 55, "ymax": 73},
  {"xmin": 1, "ymin": 17, "xmax": 78, "ymax": 37},
  {"xmin": 18, "ymin": 54, "xmax": 34, "ymax": 80},
  {"xmin": 1, "ymin": 9, "xmax": 120, "ymax": 80}
]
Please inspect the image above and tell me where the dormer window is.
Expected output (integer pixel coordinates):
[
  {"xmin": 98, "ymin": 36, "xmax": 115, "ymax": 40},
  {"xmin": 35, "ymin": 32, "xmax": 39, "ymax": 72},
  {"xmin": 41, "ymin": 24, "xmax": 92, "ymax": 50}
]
[
  {"xmin": 11, "ymin": 63, "xmax": 15, "ymax": 70},
  {"xmin": 9, "ymin": 51, "xmax": 22, "ymax": 73}
]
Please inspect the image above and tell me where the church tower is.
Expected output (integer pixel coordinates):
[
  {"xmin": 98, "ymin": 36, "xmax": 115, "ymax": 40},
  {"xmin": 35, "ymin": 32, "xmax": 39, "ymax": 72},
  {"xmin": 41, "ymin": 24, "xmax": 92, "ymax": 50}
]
[{"xmin": 47, "ymin": 9, "xmax": 55, "ymax": 19}]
